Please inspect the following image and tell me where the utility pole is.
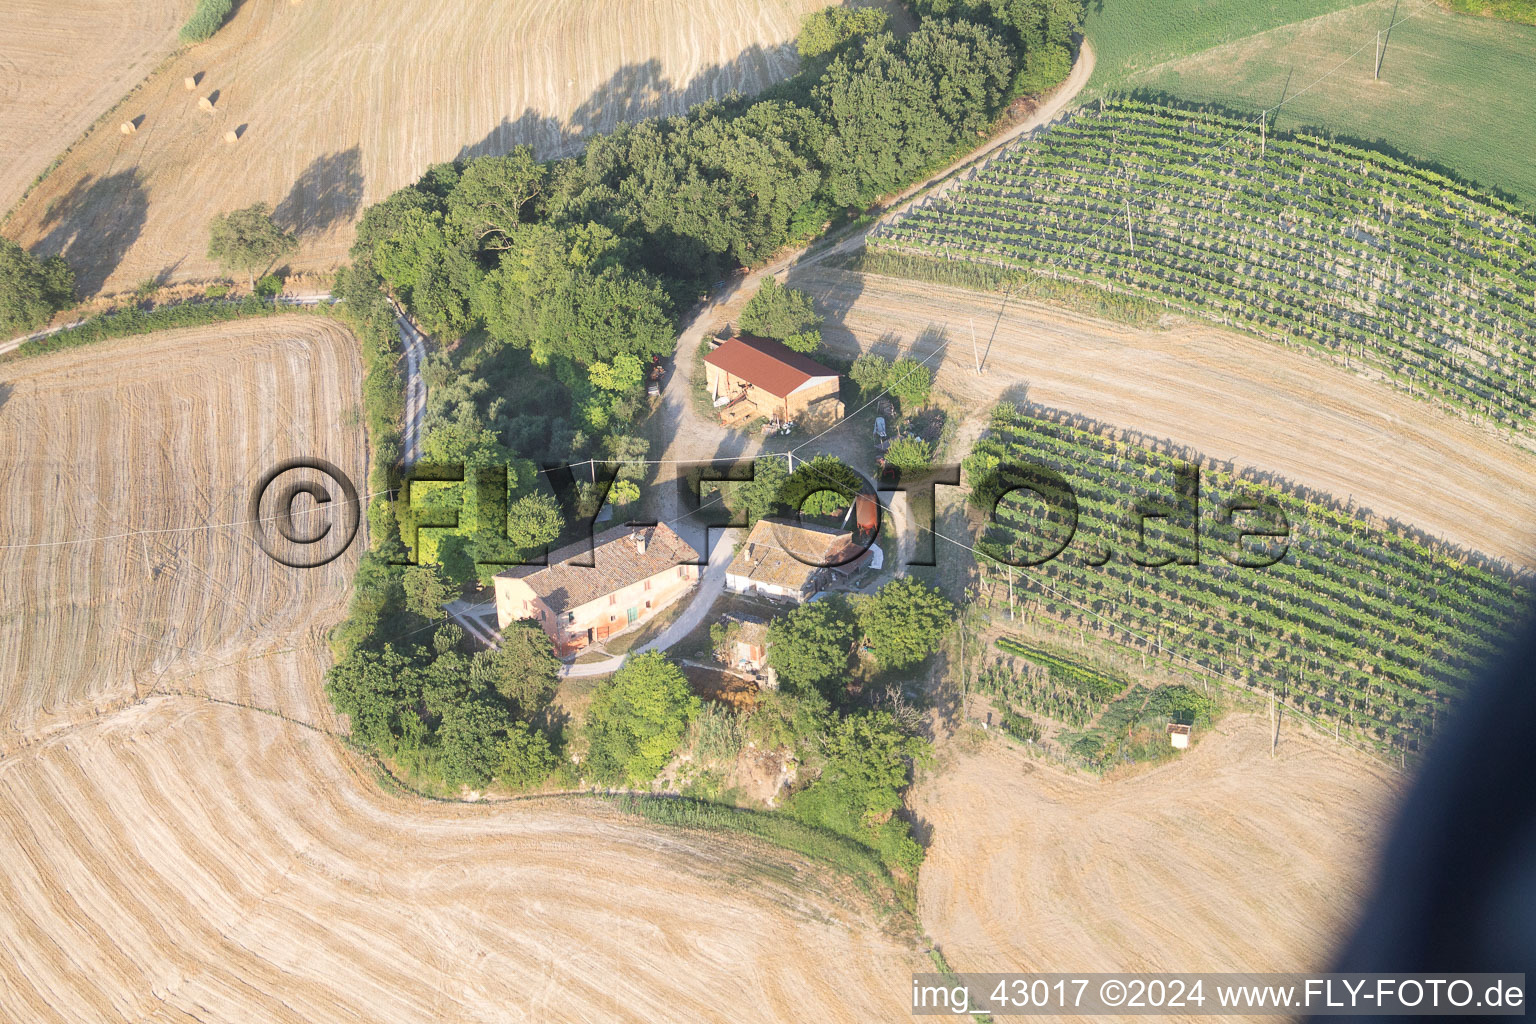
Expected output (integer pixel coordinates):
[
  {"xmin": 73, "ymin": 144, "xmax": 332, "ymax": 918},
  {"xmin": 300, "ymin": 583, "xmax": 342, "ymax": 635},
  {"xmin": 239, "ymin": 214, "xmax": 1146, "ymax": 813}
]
[
  {"xmin": 1124, "ymin": 200, "xmax": 1134, "ymax": 258},
  {"xmin": 969, "ymin": 318, "xmax": 981, "ymax": 374},
  {"xmin": 1271, "ymin": 691, "xmax": 1279, "ymax": 758},
  {"xmin": 960, "ymin": 615, "xmax": 968, "ymax": 723},
  {"xmin": 1259, "ymin": 113, "xmax": 1266, "ymax": 158},
  {"xmin": 1007, "ymin": 566, "xmax": 1015, "ymax": 620},
  {"xmin": 1375, "ymin": 30, "xmax": 1384, "ymax": 80}
]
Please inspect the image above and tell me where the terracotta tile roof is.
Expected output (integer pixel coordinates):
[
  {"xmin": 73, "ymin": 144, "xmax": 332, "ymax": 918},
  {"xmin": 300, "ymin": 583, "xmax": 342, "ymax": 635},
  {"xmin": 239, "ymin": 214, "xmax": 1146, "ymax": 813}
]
[
  {"xmin": 496, "ymin": 522, "xmax": 699, "ymax": 615},
  {"xmin": 726, "ymin": 518, "xmax": 859, "ymax": 592},
  {"xmin": 734, "ymin": 619, "xmax": 768, "ymax": 646},
  {"xmin": 703, "ymin": 335, "xmax": 839, "ymax": 398}
]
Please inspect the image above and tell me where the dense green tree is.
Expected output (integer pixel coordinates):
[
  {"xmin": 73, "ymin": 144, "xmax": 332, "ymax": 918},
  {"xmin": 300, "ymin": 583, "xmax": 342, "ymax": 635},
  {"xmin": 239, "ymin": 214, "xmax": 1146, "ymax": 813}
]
[
  {"xmin": 743, "ymin": 688, "xmax": 835, "ymax": 756},
  {"xmin": 738, "ymin": 277, "xmax": 823, "ymax": 352},
  {"xmin": 723, "ymin": 454, "xmax": 792, "ymax": 527},
  {"xmin": 607, "ymin": 478, "xmax": 641, "ymax": 510},
  {"xmin": 583, "ymin": 101, "xmax": 826, "ymax": 279},
  {"xmin": 206, "ymin": 203, "xmax": 297, "ymax": 291},
  {"xmin": 470, "ymin": 622, "xmax": 561, "ymax": 718},
  {"xmin": 848, "ymin": 353, "xmax": 890, "ymax": 397},
  {"xmin": 780, "ymin": 454, "xmax": 864, "ymax": 517},
  {"xmin": 325, "ymin": 645, "xmax": 418, "ymax": 747},
  {"xmin": 0, "ymin": 239, "xmax": 73, "ymax": 336},
  {"xmin": 766, "ymin": 598, "xmax": 855, "ymax": 697},
  {"xmin": 815, "ymin": 20, "xmax": 1012, "ymax": 207},
  {"xmin": 584, "ymin": 652, "xmax": 698, "ymax": 784},
  {"xmin": 853, "ymin": 576, "xmax": 953, "ymax": 669},
  {"xmin": 473, "ymin": 222, "xmax": 671, "ymax": 363},
  {"xmin": 179, "ymin": 0, "xmax": 233, "ymax": 42},
  {"xmin": 885, "ymin": 356, "xmax": 934, "ymax": 409},
  {"xmin": 437, "ymin": 694, "xmax": 512, "ymax": 787},
  {"xmin": 497, "ymin": 722, "xmax": 559, "ymax": 788},
  {"xmin": 445, "ymin": 148, "xmax": 547, "ymax": 252},
  {"xmin": 587, "ymin": 353, "xmax": 645, "ymax": 393},
  {"xmin": 352, "ymin": 186, "xmax": 442, "ymax": 278},
  {"xmin": 788, "ymin": 710, "xmax": 930, "ymax": 870},
  {"xmin": 506, "ymin": 491, "xmax": 564, "ymax": 553},
  {"xmin": 371, "ymin": 205, "xmax": 479, "ymax": 336},
  {"xmin": 401, "ymin": 563, "xmax": 451, "ymax": 619},
  {"xmin": 798, "ymin": 4, "xmax": 890, "ymax": 57}
]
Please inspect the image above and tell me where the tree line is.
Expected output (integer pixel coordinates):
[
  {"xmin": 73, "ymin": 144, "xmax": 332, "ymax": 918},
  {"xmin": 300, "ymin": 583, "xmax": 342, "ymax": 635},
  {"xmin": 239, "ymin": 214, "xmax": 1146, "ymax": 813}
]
[{"xmin": 318, "ymin": 0, "xmax": 1079, "ymax": 853}]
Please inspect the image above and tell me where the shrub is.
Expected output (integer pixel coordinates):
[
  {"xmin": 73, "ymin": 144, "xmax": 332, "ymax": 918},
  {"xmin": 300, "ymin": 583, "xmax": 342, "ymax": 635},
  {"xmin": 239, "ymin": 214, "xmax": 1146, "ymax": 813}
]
[
  {"xmin": 180, "ymin": 0, "xmax": 233, "ymax": 42},
  {"xmin": 253, "ymin": 273, "xmax": 284, "ymax": 299},
  {"xmin": 882, "ymin": 436, "xmax": 933, "ymax": 475}
]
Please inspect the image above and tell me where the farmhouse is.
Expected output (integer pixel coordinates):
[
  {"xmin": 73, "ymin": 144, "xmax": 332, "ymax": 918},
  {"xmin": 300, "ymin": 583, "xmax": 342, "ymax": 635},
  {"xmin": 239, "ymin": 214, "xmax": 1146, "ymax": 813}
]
[
  {"xmin": 703, "ymin": 335, "xmax": 843, "ymax": 427},
  {"xmin": 493, "ymin": 523, "xmax": 700, "ymax": 655},
  {"xmin": 724, "ymin": 517, "xmax": 870, "ymax": 602}
]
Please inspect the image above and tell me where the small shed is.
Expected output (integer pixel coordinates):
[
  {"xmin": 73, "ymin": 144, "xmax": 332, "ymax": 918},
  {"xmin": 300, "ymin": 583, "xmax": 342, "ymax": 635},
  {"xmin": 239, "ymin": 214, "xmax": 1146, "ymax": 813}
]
[
  {"xmin": 1167, "ymin": 723, "xmax": 1191, "ymax": 749},
  {"xmin": 732, "ymin": 620, "xmax": 769, "ymax": 673}
]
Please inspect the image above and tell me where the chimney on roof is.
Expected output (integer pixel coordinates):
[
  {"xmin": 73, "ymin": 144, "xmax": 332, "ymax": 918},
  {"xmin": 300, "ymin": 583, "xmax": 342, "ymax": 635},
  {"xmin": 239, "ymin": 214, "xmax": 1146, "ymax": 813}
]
[{"xmin": 631, "ymin": 529, "xmax": 647, "ymax": 556}]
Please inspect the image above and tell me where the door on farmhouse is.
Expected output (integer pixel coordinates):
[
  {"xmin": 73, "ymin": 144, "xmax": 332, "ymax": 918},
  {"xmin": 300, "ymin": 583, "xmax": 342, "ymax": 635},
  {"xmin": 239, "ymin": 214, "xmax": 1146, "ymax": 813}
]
[{"xmin": 626, "ymin": 606, "xmax": 639, "ymax": 624}]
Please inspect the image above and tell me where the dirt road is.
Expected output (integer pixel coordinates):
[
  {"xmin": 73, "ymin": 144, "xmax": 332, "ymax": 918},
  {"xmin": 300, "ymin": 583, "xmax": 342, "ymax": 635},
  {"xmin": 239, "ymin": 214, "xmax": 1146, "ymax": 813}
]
[
  {"xmin": 786, "ymin": 267, "xmax": 1536, "ymax": 568},
  {"xmin": 647, "ymin": 44, "xmax": 1100, "ymax": 519}
]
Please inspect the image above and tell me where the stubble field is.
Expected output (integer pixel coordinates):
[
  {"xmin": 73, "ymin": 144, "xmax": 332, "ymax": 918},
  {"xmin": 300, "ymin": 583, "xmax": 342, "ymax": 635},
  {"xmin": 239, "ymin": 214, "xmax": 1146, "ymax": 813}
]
[
  {"xmin": 0, "ymin": 319, "xmax": 922, "ymax": 1022},
  {"xmin": 0, "ymin": 0, "xmax": 184, "ymax": 216},
  {"xmin": 3, "ymin": 0, "xmax": 826, "ymax": 297},
  {"xmin": 915, "ymin": 715, "xmax": 1400, "ymax": 976},
  {"xmin": 787, "ymin": 265, "xmax": 1536, "ymax": 568},
  {"xmin": 0, "ymin": 317, "xmax": 365, "ymax": 745}
]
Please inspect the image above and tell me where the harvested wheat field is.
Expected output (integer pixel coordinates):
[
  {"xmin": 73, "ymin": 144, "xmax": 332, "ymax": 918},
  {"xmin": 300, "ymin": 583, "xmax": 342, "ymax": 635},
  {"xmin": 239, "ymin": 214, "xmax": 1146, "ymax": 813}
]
[
  {"xmin": 0, "ymin": 0, "xmax": 184, "ymax": 216},
  {"xmin": 0, "ymin": 321, "xmax": 921, "ymax": 1022},
  {"xmin": 4, "ymin": 0, "xmax": 827, "ymax": 296},
  {"xmin": 0, "ymin": 694, "xmax": 921, "ymax": 1023},
  {"xmin": 790, "ymin": 265, "xmax": 1536, "ymax": 568},
  {"xmin": 914, "ymin": 715, "xmax": 1401, "ymax": 975},
  {"xmin": 0, "ymin": 316, "xmax": 366, "ymax": 747}
]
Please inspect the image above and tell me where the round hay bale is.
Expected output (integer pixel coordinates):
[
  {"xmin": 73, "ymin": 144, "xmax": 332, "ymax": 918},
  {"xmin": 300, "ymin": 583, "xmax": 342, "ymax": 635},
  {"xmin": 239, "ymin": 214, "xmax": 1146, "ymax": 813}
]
[
  {"xmin": 224, "ymin": 129, "xmax": 239, "ymax": 144},
  {"xmin": 183, "ymin": 76, "xmax": 197, "ymax": 91},
  {"xmin": 198, "ymin": 96, "xmax": 215, "ymax": 113},
  {"xmin": 119, "ymin": 121, "xmax": 137, "ymax": 135}
]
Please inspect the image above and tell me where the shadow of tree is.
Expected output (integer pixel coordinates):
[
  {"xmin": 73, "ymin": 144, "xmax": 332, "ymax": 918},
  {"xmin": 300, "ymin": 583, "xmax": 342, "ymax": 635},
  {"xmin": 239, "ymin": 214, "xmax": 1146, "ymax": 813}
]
[
  {"xmin": 32, "ymin": 170, "xmax": 148, "ymax": 295},
  {"xmin": 453, "ymin": 44, "xmax": 792, "ymax": 164},
  {"xmin": 274, "ymin": 146, "xmax": 366, "ymax": 238}
]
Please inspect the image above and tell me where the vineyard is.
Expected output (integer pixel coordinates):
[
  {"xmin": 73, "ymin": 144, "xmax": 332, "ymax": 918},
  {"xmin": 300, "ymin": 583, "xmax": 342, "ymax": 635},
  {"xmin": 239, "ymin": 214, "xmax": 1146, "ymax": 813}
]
[
  {"xmin": 965, "ymin": 403, "xmax": 1530, "ymax": 761},
  {"xmin": 980, "ymin": 636, "xmax": 1216, "ymax": 770},
  {"xmin": 870, "ymin": 100, "xmax": 1536, "ymax": 432}
]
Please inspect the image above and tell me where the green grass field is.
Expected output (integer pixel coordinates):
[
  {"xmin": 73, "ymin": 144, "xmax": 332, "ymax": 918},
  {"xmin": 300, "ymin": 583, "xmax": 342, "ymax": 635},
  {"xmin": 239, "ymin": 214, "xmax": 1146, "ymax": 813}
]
[
  {"xmin": 1126, "ymin": 1, "xmax": 1536, "ymax": 206},
  {"xmin": 1443, "ymin": 0, "xmax": 1536, "ymax": 24},
  {"xmin": 1082, "ymin": 0, "xmax": 1365, "ymax": 88}
]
